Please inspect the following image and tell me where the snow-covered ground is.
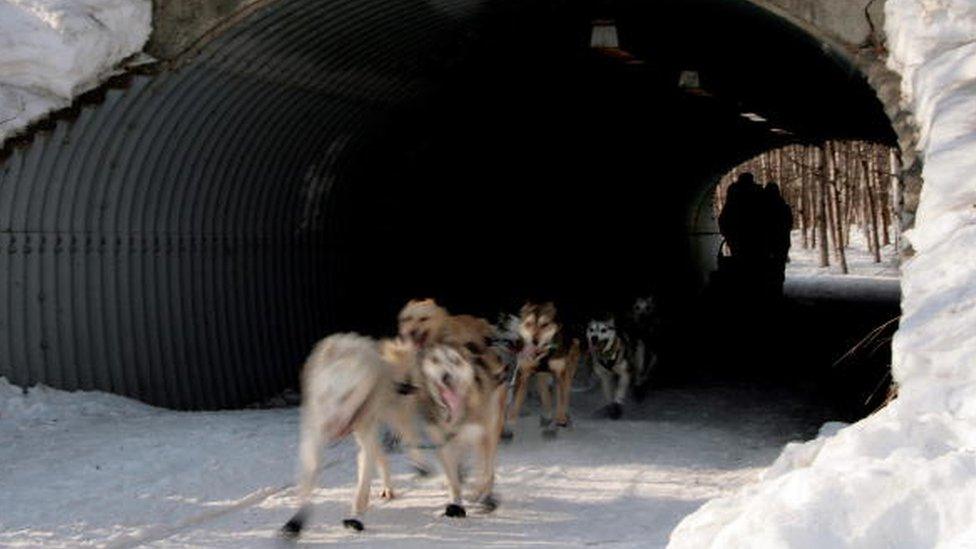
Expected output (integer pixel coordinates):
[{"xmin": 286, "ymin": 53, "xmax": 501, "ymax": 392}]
[
  {"xmin": 0, "ymin": 0, "xmax": 151, "ymax": 145},
  {"xmin": 784, "ymin": 228, "xmax": 901, "ymax": 303},
  {"xmin": 0, "ymin": 378, "xmax": 839, "ymax": 547},
  {"xmin": 786, "ymin": 228, "xmax": 899, "ymax": 279}
]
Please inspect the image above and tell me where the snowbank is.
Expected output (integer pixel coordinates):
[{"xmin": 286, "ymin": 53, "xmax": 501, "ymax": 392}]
[
  {"xmin": 669, "ymin": 1, "xmax": 976, "ymax": 547},
  {"xmin": 0, "ymin": 0, "xmax": 151, "ymax": 145},
  {"xmin": 0, "ymin": 377, "xmax": 306, "ymax": 547},
  {"xmin": 0, "ymin": 376, "xmax": 154, "ymax": 421}
]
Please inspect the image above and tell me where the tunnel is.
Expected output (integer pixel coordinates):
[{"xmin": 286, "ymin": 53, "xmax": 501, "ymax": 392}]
[{"xmin": 0, "ymin": 0, "xmax": 899, "ymax": 410}]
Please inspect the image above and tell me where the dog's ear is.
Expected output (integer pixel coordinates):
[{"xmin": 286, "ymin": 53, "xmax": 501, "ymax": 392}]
[
  {"xmin": 519, "ymin": 302, "xmax": 534, "ymax": 317},
  {"xmin": 540, "ymin": 302, "xmax": 557, "ymax": 318}
]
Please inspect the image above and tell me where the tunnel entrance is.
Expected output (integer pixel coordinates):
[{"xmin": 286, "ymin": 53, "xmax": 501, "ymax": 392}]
[
  {"xmin": 322, "ymin": 1, "xmax": 900, "ymax": 421},
  {"xmin": 0, "ymin": 0, "xmax": 901, "ymax": 414}
]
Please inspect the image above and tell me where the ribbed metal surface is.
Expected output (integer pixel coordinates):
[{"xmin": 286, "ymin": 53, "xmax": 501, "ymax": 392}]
[{"xmin": 0, "ymin": 0, "xmax": 470, "ymax": 408}]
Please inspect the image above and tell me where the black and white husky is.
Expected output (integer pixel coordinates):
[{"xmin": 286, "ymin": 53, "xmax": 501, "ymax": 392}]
[{"xmin": 585, "ymin": 317, "xmax": 651, "ymax": 419}]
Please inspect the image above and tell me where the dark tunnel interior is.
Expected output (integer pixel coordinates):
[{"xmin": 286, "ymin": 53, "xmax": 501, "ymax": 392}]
[
  {"xmin": 0, "ymin": 0, "xmax": 900, "ymax": 413},
  {"xmin": 329, "ymin": 0, "xmax": 896, "ymax": 325},
  {"xmin": 323, "ymin": 0, "xmax": 900, "ymax": 420}
]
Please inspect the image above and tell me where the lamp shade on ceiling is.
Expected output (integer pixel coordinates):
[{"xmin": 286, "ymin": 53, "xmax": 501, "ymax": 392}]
[{"xmin": 590, "ymin": 19, "xmax": 619, "ymax": 49}]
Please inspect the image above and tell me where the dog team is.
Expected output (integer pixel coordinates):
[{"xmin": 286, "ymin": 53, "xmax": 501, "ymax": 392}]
[{"xmin": 280, "ymin": 295, "xmax": 662, "ymax": 539}]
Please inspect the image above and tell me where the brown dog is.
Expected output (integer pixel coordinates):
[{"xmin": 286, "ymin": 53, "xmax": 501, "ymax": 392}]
[
  {"xmin": 396, "ymin": 298, "xmax": 508, "ymax": 511},
  {"xmin": 506, "ymin": 302, "xmax": 581, "ymax": 437}
]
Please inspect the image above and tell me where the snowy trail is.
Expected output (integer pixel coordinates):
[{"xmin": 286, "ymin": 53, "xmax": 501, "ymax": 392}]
[{"xmin": 1, "ymin": 380, "xmax": 837, "ymax": 548}]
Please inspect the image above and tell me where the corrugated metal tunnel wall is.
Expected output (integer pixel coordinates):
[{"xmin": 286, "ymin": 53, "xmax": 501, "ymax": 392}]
[{"xmin": 0, "ymin": 0, "xmax": 469, "ymax": 408}]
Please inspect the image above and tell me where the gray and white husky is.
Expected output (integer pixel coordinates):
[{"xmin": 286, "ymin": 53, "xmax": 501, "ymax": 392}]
[
  {"xmin": 281, "ymin": 331, "xmax": 509, "ymax": 540},
  {"xmin": 585, "ymin": 317, "xmax": 652, "ymax": 419}
]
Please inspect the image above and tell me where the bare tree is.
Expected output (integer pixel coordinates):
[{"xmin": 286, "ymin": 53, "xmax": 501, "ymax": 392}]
[
  {"xmin": 823, "ymin": 142, "xmax": 848, "ymax": 273},
  {"xmin": 713, "ymin": 140, "xmax": 899, "ymax": 275}
]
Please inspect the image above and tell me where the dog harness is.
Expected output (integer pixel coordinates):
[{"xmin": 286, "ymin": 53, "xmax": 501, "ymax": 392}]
[
  {"xmin": 531, "ymin": 340, "xmax": 560, "ymax": 373},
  {"xmin": 591, "ymin": 339, "xmax": 622, "ymax": 369}
]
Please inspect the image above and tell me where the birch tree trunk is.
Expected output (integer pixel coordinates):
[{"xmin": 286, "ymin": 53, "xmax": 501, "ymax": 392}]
[
  {"xmin": 889, "ymin": 148, "xmax": 902, "ymax": 253},
  {"xmin": 815, "ymin": 146, "xmax": 829, "ymax": 267},
  {"xmin": 823, "ymin": 142, "xmax": 848, "ymax": 273},
  {"xmin": 863, "ymin": 144, "xmax": 882, "ymax": 263}
]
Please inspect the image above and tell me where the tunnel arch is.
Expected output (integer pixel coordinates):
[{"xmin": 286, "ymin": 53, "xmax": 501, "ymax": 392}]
[{"xmin": 0, "ymin": 0, "xmax": 908, "ymax": 408}]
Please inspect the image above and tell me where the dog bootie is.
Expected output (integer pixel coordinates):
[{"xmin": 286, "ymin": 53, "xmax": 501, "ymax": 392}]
[
  {"xmin": 342, "ymin": 518, "xmax": 365, "ymax": 531},
  {"xmin": 540, "ymin": 416, "xmax": 558, "ymax": 439},
  {"xmin": 445, "ymin": 504, "xmax": 467, "ymax": 518},
  {"xmin": 480, "ymin": 494, "xmax": 499, "ymax": 513},
  {"xmin": 280, "ymin": 508, "xmax": 308, "ymax": 539},
  {"xmin": 280, "ymin": 520, "xmax": 302, "ymax": 539}
]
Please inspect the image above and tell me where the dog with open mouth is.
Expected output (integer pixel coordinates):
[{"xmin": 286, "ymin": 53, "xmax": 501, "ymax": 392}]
[
  {"xmin": 411, "ymin": 344, "xmax": 507, "ymax": 517},
  {"xmin": 280, "ymin": 333, "xmax": 429, "ymax": 539},
  {"xmin": 585, "ymin": 316, "xmax": 647, "ymax": 419},
  {"xmin": 396, "ymin": 298, "xmax": 508, "ymax": 512},
  {"xmin": 506, "ymin": 302, "xmax": 581, "ymax": 438}
]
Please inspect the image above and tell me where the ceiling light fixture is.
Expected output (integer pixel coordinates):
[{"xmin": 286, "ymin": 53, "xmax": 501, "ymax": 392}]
[
  {"xmin": 678, "ymin": 70, "xmax": 700, "ymax": 89},
  {"xmin": 590, "ymin": 19, "xmax": 619, "ymax": 49},
  {"xmin": 740, "ymin": 112, "xmax": 767, "ymax": 123}
]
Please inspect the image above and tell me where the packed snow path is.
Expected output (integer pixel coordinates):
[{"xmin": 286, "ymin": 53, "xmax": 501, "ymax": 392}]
[{"xmin": 0, "ymin": 380, "xmax": 840, "ymax": 547}]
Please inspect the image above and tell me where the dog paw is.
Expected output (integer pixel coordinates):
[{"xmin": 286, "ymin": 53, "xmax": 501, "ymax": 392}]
[
  {"xmin": 607, "ymin": 403, "xmax": 623, "ymax": 420},
  {"xmin": 280, "ymin": 520, "xmax": 303, "ymax": 540},
  {"xmin": 480, "ymin": 494, "xmax": 499, "ymax": 513},
  {"xmin": 632, "ymin": 383, "xmax": 651, "ymax": 402},
  {"xmin": 342, "ymin": 518, "xmax": 365, "ymax": 531},
  {"xmin": 380, "ymin": 487, "xmax": 395, "ymax": 500},
  {"xmin": 444, "ymin": 504, "xmax": 467, "ymax": 518},
  {"xmin": 541, "ymin": 426, "xmax": 558, "ymax": 440},
  {"xmin": 280, "ymin": 510, "xmax": 306, "ymax": 539},
  {"xmin": 555, "ymin": 417, "xmax": 572, "ymax": 428},
  {"xmin": 539, "ymin": 416, "xmax": 553, "ymax": 428},
  {"xmin": 500, "ymin": 428, "xmax": 514, "ymax": 442}
]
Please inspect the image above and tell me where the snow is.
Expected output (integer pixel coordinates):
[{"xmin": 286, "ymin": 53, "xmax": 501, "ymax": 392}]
[
  {"xmin": 668, "ymin": 2, "xmax": 976, "ymax": 547},
  {"xmin": 0, "ymin": 0, "xmax": 151, "ymax": 145},
  {"xmin": 0, "ymin": 377, "xmax": 837, "ymax": 547},
  {"xmin": 785, "ymin": 227, "xmax": 899, "ymax": 279},
  {"xmin": 784, "ymin": 228, "xmax": 901, "ymax": 303}
]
